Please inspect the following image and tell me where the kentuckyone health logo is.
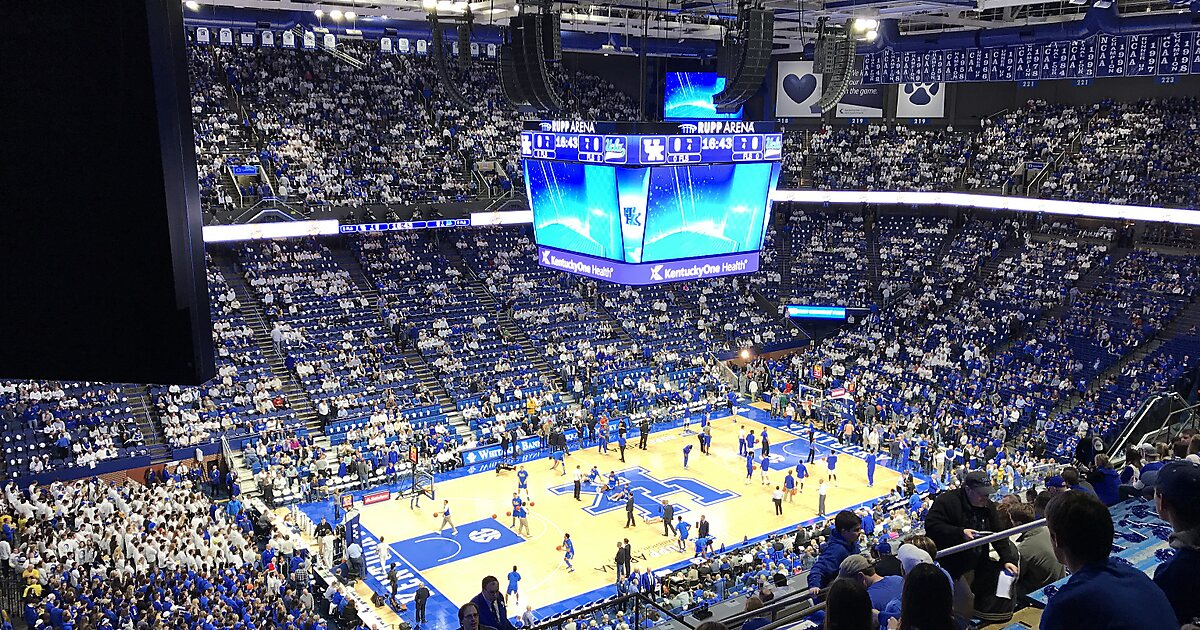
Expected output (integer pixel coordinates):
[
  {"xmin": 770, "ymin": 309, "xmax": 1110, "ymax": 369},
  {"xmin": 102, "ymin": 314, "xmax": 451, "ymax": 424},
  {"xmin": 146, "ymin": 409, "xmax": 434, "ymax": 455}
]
[{"xmin": 539, "ymin": 247, "xmax": 757, "ymax": 285}]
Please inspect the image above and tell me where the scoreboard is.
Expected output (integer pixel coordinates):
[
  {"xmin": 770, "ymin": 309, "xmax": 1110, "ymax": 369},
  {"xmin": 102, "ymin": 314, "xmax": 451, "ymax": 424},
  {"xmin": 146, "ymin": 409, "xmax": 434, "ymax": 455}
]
[
  {"xmin": 520, "ymin": 130, "xmax": 783, "ymax": 166},
  {"xmin": 522, "ymin": 120, "xmax": 781, "ymax": 285},
  {"xmin": 860, "ymin": 32, "xmax": 1200, "ymax": 84}
]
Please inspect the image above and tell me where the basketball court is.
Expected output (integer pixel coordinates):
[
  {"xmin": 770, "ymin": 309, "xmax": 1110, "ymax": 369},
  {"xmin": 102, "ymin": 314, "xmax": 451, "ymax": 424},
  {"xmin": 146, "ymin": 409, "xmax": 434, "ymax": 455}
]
[{"xmin": 294, "ymin": 403, "xmax": 906, "ymax": 628}]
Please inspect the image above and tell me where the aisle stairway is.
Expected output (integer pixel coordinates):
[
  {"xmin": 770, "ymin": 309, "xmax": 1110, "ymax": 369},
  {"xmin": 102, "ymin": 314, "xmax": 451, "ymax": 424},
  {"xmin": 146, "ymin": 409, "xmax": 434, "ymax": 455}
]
[
  {"xmin": 210, "ymin": 249, "xmax": 321, "ymax": 434},
  {"xmin": 327, "ymin": 243, "xmax": 465, "ymax": 434},
  {"xmin": 440, "ymin": 245, "xmax": 575, "ymax": 402},
  {"xmin": 127, "ymin": 385, "xmax": 172, "ymax": 464}
]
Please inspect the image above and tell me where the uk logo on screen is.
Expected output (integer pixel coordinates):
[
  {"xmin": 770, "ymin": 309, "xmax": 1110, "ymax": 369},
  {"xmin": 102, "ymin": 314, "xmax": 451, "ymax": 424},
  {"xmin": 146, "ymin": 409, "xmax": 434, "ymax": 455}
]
[{"xmin": 641, "ymin": 138, "xmax": 666, "ymax": 163}]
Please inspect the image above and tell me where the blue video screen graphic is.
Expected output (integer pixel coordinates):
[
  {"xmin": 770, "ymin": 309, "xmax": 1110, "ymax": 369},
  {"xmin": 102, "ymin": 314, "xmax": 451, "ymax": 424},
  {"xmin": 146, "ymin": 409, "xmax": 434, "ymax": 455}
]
[
  {"xmin": 663, "ymin": 72, "xmax": 744, "ymax": 121},
  {"xmin": 640, "ymin": 163, "xmax": 773, "ymax": 263},
  {"xmin": 525, "ymin": 160, "xmax": 623, "ymax": 261}
]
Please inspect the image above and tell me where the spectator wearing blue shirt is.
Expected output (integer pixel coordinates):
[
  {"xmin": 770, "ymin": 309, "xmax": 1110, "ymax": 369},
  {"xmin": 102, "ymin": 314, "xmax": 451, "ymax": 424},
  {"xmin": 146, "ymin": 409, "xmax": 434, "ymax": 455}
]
[
  {"xmin": 1041, "ymin": 492, "xmax": 1176, "ymax": 630},
  {"xmin": 1151, "ymin": 460, "xmax": 1200, "ymax": 626},
  {"xmin": 1087, "ymin": 454, "xmax": 1121, "ymax": 506},
  {"xmin": 838, "ymin": 554, "xmax": 904, "ymax": 613},
  {"xmin": 807, "ymin": 511, "xmax": 863, "ymax": 597}
]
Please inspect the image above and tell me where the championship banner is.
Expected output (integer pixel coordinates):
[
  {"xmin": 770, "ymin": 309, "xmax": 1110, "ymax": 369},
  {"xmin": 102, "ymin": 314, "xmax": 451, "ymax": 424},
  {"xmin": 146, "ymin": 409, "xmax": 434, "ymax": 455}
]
[
  {"xmin": 261, "ymin": 30, "xmax": 274, "ymax": 47},
  {"xmin": 282, "ymin": 30, "xmax": 296, "ymax": 49},
  {"xmin": 322, "ymin": 33, "xmax": 336, "ymax": 49},
  {"xmin": 486, "ymin": 43, "xmax": 497, "ymax": 58},
  {"xmin": 470, "ymin": 42, "xmax": 480, "ymax": 57},
  {"xmin": 895, "ymin": 82, "xmax": 946, "ymax": 119},
  {"xmin": 399, "ymin": 38, "xmax": 411, "ymax": 53},
  {"xmin": 381, "ymin": 37, "xmax": 393, "ymax": 53},
  {"xmin": 195, "ymin": 27, "xmax": 210, "ymax": 44},
  {"xmin": 775, "ymin": 61, "xmax": 822, "ymax": 118},
  {"xmin": 302, "ymin": 31, "xmax": 316, "ymax": 50},
  {"xmin": 218, "ymin": 28, "xmax": 233, "ymax": 46},
  {"xmin": 239, "ymin": 31, "xmax": 254, "ymax": 47}
]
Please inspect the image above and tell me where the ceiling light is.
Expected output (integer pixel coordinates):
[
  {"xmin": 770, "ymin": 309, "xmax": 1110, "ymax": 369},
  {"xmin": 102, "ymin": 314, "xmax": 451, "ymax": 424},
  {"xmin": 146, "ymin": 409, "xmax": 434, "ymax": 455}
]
[
  {"xmin": 345, "ymin": 11, "xmax": 356, "ymax": 19},
  {"xmin": 422, "ymin": 0, "xmax": 438, "ymax": 8},
  {"xmin": 329, "ymin": 9, "xmax": 343, "ymax": 19},
  {"xmin": 313, "ymin": 9, "xmax": 324, "ymax": 17},
  {"xmin": 184, "ymin": 0, "xmax": 200, "ymax": 10},
  {"xmin": 1093, "ymin": 0, "xmax": 1112, "ymax": 7},
  {"xmin": 865, "ymin": 30, "xmax": 878, "ymax": 41}
]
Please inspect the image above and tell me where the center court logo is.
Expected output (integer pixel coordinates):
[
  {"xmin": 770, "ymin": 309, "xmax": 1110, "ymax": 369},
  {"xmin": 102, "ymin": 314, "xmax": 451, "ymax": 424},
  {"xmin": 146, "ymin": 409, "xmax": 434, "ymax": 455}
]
[{"xmin": 469, "ymin": 528, "xmax": 502, "ymax": 543}]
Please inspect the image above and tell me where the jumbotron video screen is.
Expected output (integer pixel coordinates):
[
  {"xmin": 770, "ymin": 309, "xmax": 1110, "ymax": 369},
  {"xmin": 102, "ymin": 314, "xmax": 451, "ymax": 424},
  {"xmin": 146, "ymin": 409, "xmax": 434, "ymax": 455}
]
[{"xmin": 521, "ymin": 121, "xmax": 782, "ymax": 285}]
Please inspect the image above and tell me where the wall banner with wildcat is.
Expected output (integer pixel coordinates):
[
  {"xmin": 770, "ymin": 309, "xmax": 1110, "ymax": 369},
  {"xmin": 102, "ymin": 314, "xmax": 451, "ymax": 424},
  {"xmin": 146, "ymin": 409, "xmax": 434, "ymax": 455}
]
[{"xmin": 895, "ymin": 82, "xmax": 946, "ymax": 118}]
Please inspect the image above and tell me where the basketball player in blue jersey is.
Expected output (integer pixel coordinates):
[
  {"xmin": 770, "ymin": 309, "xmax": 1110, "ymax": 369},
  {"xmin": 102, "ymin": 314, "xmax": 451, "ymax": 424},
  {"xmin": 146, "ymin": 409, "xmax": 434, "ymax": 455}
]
[
  {"xmin": 587, "ymin": 465, "xmax": 601, "ymax": 486},
  {"xmin": 507, "ymin": 566, "xmax": 522, "ymax": 606},
  {"xmin": 511, "ymin": 493, "xmax": 523, "ymax": 528},
  {"xmin": 517, "ymin": 466, "xmax": 530, "ymax": 500},
  {"xmin": 675, "ymin": 517, "xmax": 690, "ymax": 552},
  {"xmin": 865, "ymin": 451, "xmax": 877, "ymax": 487},
  {"xmin": 561, "ymin": 533, "xmax": 575, "ymax": 572},
  {"xmin": 826, "ymin": 451, "xmax": 839, "ymax": 485},
  {"xmin": 745, "ymin": 430, "xmax": 756, "ymax": 455},
  {"xmin": 760, "ymin": 454, "xmax": 771, "ymax": 485},
  {"xmin": 795, "ymin": 461, "xmax": 809, "ymax": 491},
  {"xmin": 598, "ymin": 426, "xmax": 609, "ymax": 454},
  {"xmin": 745, "ymin": 452, "xmax": 755, "ymax": 484},
  {"xmin": 682, "ymin": 444, "xmax": 693, "ymax": 469}
]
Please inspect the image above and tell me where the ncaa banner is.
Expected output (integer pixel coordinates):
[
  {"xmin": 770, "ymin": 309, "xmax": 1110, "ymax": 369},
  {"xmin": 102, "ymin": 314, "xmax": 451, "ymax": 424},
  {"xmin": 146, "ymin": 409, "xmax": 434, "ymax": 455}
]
[
  {"xmin": 486, "ymin": 43, "xmax": 497, "ymax": 58},
  {"xmin": 470, "ymin": 42, "xmax": 480, "ymax": 57},
  {"xmin": 895, "ymin": 82, "xmax": 946, "ymax": 118},
  {"xmin": 835, "ymin": 85, "xmax": 885, "ymax": 118},
  {"xmin": 281, "ymin": 30, "xmax": 295, "ymax": 48},
  {"xmin": 416, "ymin": 39, "xmax": 428, "ymax": 55},
  {"xmin": 775, "ymin": 61, "xmax": 822, "ymax": 118},
  {"xmin": 381, "ymin": 37, "xmax": 393, "ymax": 53},
  {"xmin": 322, "ymin": 33, "xmax": 336, "ymax": 49},
  {"xmin": 238, "ymin": 31, "xmax": 254, "ymax": 47},
  {"xmin": 398, "ymin": 38, "xmax": 411, "ymax": 53},
  {"xmin": 218, "ymin": 28, "xmax": 233, "ymax": 46},
  {"xmin": 261, "ymin": 30, "xmax": 274, "ymax": 47},
  {"xmin": 195, "ymin": 27, "xmax": 210, "ymax": 44},
  {"xmin": 302, "ymin": 31, "xmax": 316, "ymax": 50}
]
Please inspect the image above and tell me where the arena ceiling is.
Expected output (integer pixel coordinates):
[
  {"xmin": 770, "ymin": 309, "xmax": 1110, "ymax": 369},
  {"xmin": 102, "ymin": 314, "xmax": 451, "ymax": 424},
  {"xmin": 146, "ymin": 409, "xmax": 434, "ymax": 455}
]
[{"xmin": 202, "ymin": 0, "xmax": 1187, "ymax": 51}]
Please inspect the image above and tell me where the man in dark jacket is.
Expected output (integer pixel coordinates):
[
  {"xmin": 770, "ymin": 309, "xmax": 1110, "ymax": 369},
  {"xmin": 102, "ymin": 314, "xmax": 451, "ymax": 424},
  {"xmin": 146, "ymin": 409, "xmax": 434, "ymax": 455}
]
[
  {"xmin": 469, "ymin": 576, "xmax": 516, "ymax": 630},
  {"xmin": 807, "ymin": 511, "xmax": 863, "ymax": 596},
  {"xmin": 1152, "ymin": 460, "xmax": 1200, "ymax": 625},
  {"xmin": 924, "ymin": 471, "xmax": 1019, "ymax": 608}
]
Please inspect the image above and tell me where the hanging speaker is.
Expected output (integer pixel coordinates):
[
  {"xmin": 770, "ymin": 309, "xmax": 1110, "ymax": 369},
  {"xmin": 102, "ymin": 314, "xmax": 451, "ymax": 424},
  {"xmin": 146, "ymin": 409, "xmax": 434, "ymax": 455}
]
[
  {"xmin": 458, "ymin": 12, "xmax": 472, "ymax": 70},
  {"xmin": 499, "ymin": 39, "xmax": 531, "ymax": 107},
  {"xmin": 541, "ymin": 11, "xmax": 561, "ymax": 62},
  {"xmin": 713, "ymin": 8, "xmax": 773, "ymax": 109}
]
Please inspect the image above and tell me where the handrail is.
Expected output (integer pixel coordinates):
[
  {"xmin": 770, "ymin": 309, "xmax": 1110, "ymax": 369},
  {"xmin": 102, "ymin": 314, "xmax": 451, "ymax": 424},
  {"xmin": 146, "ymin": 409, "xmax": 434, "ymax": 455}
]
[
  {"xmin": 720, "ymin": 585, "xmax": 825, "ymax": 629},
  {"xmin": 935, "ymin": 517, "xmax": 1046, "ymax": 560},
  {"xmin": 529, "ymin": 592, "xmax": 696, "ymax": 630}
]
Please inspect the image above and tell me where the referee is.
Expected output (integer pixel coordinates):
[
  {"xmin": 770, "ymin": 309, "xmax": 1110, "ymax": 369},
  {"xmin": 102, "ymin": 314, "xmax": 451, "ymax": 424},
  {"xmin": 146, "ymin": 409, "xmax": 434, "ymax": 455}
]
[{"xmin": 573, "ymin": 466, "xmax": 583, "ymax": 500}]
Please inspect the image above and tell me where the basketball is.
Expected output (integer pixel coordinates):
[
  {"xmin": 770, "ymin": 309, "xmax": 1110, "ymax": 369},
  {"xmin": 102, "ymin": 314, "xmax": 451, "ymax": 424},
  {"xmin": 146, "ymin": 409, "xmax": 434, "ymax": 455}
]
[
  {"xmin": 556, "ymin": 545, "xmax": 562, "ymax": 551},
  {"xmin": 492, "ymin": 513, "xmax": 497, "ymax": 519},
  {"xmin": 506, "ymin": 511, "xmax": 512, "ymax": 516},
  {"xmin": 433, "ymin": 512, "xmax": 439, "ymax": 518},
  {"xmin": 529, "ymin": 501, "xmax": 535, "ymax": 506}
]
